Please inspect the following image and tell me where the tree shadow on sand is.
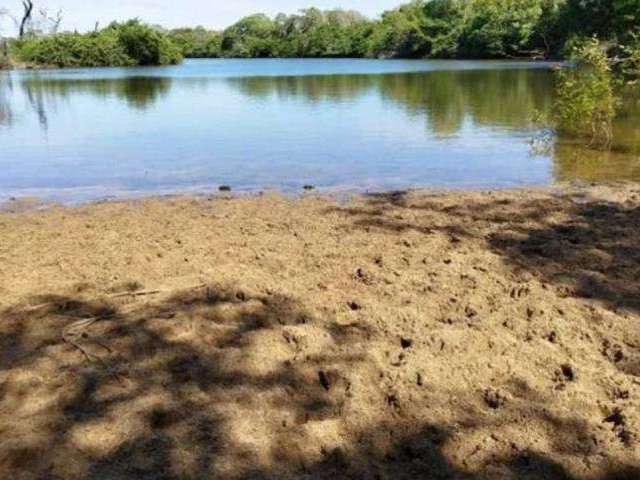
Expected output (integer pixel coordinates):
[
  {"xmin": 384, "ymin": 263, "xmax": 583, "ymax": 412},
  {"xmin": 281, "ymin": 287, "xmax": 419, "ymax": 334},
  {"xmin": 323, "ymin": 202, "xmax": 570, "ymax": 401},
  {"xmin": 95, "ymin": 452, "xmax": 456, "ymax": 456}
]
[
  {"xmin": 327, "ymin": 189, "xmax": 640, "ymax": 315},
  {"xmin": 0, "ymin": 277, "xmax": 639, "ymax": 478},
  {"xmin": 325, "ymin": 188, "xmax": 640, "ymax": 385}
]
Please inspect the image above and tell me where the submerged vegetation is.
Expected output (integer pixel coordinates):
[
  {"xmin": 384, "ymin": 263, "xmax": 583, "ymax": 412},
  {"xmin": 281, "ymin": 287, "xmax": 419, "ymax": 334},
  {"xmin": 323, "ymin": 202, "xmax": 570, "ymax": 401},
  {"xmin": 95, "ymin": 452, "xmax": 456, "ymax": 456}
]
[{"xmin": 550, "ymin": 35, "xmax": 640, "ymax": 147}]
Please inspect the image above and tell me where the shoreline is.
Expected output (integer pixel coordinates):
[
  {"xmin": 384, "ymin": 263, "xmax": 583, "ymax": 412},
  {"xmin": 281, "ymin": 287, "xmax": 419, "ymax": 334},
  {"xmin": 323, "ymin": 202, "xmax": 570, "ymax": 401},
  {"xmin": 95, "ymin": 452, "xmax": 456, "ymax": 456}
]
[
  {"xmin": 0, "ymin": 56, "xmax": 559, "ymax": 72},
  {"xmin": 0, "ymin": 181, "xmax": 611, "ymax": 212},
  {"xmin": 1, "ymin": 183, "xmax": 639, "ymax": 478}
]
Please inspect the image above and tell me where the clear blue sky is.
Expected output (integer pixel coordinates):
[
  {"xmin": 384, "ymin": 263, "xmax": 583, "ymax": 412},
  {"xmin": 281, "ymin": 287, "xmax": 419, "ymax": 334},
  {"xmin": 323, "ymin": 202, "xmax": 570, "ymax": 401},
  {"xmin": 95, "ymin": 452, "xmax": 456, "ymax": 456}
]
[{"xmin": 1, "ymin": 0, "xmax": 403, "ymax": 33}]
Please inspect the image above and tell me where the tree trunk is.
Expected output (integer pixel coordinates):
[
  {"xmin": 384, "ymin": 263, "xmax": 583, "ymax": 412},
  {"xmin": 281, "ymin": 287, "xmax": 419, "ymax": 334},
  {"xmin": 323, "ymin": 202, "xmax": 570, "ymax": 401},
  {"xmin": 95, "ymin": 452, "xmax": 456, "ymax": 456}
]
[{"xmin": 19, "ymin": 0, "xmax": 34, "ymax": 39}]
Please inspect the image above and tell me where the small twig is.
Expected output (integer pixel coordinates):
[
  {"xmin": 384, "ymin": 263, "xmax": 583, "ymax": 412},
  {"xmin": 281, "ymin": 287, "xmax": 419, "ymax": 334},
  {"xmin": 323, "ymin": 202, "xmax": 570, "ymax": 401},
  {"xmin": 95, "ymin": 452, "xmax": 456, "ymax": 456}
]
[
  {"xmin": 110, "ymin": 289, "xmax": 162, "ymax": 298},
  {"xmin": 93, "ymin": 339, "xmax": 114, "ymax": 354},
  {"xmin": 63, "ymin": 316, "xmax": 104, "ymax": 333},
  {"xmin": 62, "ymin": 336, "xmax": 97, "ymax": 363},
  {"xmin": 61, "ymin": 314, "xmax": 114, "ymax": 359},
  {"xmin": 23, "ymin": 302, "xmax": 53, "ymax": 312}
]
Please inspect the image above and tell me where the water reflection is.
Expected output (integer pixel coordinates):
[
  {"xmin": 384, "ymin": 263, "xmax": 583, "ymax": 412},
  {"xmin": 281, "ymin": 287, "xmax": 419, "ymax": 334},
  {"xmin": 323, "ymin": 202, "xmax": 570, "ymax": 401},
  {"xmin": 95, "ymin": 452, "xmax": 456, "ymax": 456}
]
[
  {"xmin": 227, "ymin": 69, "xmax": 639, "ymax": 176},
  {"xmin": 379, "ymin": 69, "xmax": 552, "ymax": 135},
  {"xmin": 554, "ymin": 142, "xmax": 640, "ymax": 182},
  {"xmin": 0, "ymin": 60, "xmax": 638, "ymax": 203},
  {"xmin": 227, "ymin": 69, "xmax": 554, "ymax": 136},
  {"xmin": 20, "ymin": 76, "xmax": 173, "ymax": 111},
  {"xmin": 0, "ymin": 74, "xmax": 12, "ymax": 127}
]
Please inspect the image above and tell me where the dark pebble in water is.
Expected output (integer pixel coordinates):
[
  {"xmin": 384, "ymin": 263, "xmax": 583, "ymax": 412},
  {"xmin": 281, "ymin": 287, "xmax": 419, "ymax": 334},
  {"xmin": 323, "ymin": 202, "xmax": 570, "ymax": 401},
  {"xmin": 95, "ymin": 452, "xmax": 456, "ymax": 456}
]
[{"xmin": 219, "ymin": 185, "xmax": 231, "ymax": 192}]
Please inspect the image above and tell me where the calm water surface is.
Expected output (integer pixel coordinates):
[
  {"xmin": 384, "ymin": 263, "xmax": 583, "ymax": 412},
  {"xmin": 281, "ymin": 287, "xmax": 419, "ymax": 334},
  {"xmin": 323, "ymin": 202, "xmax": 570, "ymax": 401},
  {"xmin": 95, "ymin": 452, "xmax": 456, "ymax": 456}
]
[{"xmin": 0, "ymin": 59, "xmax": 638, "ymax": 203}]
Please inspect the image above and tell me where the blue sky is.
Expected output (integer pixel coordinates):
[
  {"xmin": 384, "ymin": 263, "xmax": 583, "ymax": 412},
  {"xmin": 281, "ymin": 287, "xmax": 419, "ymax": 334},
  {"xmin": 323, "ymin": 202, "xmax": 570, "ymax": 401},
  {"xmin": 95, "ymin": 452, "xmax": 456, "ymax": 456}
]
[{"xmin": 1, "ymin": 0, "xmax": 402, "ymax": 33}]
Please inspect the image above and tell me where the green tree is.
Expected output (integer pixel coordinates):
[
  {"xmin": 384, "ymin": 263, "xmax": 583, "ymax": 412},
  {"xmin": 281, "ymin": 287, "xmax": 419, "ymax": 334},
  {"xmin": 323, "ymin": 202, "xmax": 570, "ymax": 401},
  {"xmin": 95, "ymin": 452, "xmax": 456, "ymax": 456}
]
[
  {"xmin": 459, "ymin": 0, "xmax": 545, "ymax": 58},
  {"xmin": 221, "ymin": 14, "xmax": 277, "ymax": 57},
  {"xmin": 368, "ymin": 1, "xmax": 430, "ymax": 58},
  {"xmin": 423, "ymin": 0, "xmax": 464, "ymax": 58},
  {"xmin": 169, "ymin": 27, "xmax": 222, "ymax": 58},
  {"xmin": 115, "ymin": 20, "xmax": 181, "ymax": 65}
]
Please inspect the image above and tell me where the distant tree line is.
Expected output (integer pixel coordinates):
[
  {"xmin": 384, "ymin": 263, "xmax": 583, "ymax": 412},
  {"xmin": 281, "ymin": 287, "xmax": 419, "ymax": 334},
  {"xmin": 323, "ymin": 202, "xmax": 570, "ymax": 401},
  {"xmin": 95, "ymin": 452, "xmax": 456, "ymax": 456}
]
[
  {"xmin": 1, "ymin": 0, "xmax": 637, "ymax": 68},
  {"xmin": 167, "ymin": 0, "xmax": 638, "ymax": 60}
]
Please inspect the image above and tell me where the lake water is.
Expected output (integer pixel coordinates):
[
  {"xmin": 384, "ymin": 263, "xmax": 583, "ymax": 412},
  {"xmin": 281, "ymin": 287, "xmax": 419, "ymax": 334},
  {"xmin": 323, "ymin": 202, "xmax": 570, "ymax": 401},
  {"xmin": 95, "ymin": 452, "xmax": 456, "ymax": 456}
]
[{"xmin": 1, "ymin": 59, "xmax": 639, "ymax": 203}]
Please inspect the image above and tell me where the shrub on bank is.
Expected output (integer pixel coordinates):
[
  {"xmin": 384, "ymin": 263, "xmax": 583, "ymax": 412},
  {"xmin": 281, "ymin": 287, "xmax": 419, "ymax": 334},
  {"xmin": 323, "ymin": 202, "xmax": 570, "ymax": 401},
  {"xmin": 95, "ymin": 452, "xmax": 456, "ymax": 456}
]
[
  {"xmin": 15, "ymin": 20, "xmax": 182, "ymax": 68},
  {"xmin": 0, "ymin": 40, "xmax": 10, "ymax": 69},
  {"xmin": 553, "ymin": 39, "xmax": 618, "ymax": 146}
]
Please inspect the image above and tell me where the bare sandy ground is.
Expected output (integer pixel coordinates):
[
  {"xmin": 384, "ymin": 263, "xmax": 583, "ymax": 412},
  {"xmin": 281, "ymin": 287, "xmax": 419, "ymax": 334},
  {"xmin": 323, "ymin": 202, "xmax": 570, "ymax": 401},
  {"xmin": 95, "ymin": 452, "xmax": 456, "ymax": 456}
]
[{"xmin": 0, "ymin": 185, "xmax": 639, "ymax": 479}]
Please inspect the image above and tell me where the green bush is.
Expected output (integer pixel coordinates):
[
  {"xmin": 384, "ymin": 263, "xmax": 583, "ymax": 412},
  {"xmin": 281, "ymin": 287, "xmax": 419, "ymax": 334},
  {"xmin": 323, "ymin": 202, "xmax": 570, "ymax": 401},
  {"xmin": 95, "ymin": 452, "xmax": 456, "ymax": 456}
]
[
  {"xmin": 115, "ymin": 20, "xmax": 182, "ymax": 66},
  {"xmin": 15, "ymin": 20, "xmax": 182, "ymax": 68},
  {"xmin": 553, "ymin": 39, "xmax": 618, "ymax": 145},
  {"xmin": 169, "ymin": 28, "xmax": 222, "ymax": 58}
]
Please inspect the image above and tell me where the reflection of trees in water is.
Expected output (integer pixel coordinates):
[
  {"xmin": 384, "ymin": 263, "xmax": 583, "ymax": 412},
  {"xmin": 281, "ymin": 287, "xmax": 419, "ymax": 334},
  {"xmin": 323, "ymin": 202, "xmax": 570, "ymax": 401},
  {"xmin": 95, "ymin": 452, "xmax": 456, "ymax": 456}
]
[
  {"xmin": 380, "ymin": 69, "xmax": 554, "ymax": 136},
  {"xmin": 18, "ymin": 76, "xmax": 173, "ymax": 129},
  {"xmin": 228, "ymin": 69, "xmax": 555, "ymax": 136},
  {"xmin": 229, "ymin": 69, "xmax": 640, "ymax": 183},
  {"xmin": 229, "ymin": 74, "xmax": 378, "ymax": 103},
  {"xmin": 0, "ymin": 74, "xmax": 13, "ymax": 127},
  {"xmin": 23, "ymin": 80, "xmax": 49, "ymax": 131},
  {"xmin": 553, "ymin": 141, "xmax": 640, "ymax": 182}
]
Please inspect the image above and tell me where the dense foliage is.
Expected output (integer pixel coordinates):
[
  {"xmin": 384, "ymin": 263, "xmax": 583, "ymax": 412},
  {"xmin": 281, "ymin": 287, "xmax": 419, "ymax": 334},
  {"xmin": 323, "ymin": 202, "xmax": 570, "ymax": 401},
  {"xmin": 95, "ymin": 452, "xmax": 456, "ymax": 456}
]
[
  {"xmin": 553, "ymin": 39, "xmax": 618, "ymax": 145},
  {"xmin": 167, "ymin": 0, "xmax": 638, "ymax": 60},
  {"xmin": 168, "ymin": 27, "xmax": 222, "ymax": 58},
  {"xmin": 14, "ymin": 20, "xmax": 182, "ymax": 67},
  {"xmin": 4, "ymin": 0, "xmax": 638, "ymax": 67}
]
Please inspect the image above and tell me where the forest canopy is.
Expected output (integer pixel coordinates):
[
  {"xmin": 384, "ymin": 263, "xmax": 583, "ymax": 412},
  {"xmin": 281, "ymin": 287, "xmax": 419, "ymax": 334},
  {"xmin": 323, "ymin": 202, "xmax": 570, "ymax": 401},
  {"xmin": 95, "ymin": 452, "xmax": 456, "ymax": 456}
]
[{"xmin": 169, "ymin": 0, "xmax": 638, "ymax": 60}]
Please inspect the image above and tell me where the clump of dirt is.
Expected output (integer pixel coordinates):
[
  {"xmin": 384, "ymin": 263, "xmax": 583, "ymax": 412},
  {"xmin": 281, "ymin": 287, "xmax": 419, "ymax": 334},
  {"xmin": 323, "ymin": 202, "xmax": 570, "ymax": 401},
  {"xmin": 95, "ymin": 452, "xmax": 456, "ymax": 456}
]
[{"xmin": 0, "ymin": 184, "xmax": 639, "ymax": 479}]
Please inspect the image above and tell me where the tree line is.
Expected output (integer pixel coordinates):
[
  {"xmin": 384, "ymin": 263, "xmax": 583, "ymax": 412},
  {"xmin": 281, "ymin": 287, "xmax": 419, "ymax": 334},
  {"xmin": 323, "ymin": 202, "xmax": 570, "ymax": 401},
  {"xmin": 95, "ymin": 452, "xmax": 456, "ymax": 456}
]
[
  {"xmin": 1, "ymin": 0, "xmax": 637, "ymax": 68},
  {"xmin": 167, "ymin": 0, "xmax": 637, "ymax": 60}
]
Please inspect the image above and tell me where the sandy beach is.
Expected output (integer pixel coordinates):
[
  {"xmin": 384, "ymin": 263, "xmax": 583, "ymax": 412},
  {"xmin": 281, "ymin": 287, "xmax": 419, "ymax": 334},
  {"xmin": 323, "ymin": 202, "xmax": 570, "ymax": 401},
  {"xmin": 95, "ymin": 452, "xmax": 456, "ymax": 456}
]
[{"xmin": 0, "ymin": 185, "xmax": 639, "ymax": 479}]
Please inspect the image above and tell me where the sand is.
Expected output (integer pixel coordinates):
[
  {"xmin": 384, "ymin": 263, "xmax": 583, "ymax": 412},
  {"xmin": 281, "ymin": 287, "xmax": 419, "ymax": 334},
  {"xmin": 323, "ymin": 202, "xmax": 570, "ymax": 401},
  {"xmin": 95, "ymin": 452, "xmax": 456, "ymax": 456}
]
[{"xmin": 0, "ymin": 185, "xmax": 639, "ymax": 479}]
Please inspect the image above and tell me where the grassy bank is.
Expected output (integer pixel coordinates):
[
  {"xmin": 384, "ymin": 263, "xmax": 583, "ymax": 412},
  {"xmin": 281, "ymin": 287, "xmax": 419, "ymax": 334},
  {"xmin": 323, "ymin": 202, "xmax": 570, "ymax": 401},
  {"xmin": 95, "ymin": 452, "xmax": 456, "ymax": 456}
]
[{"xmin": 0, "ymin": 185, "xmax": 639, "ymax": 479}]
